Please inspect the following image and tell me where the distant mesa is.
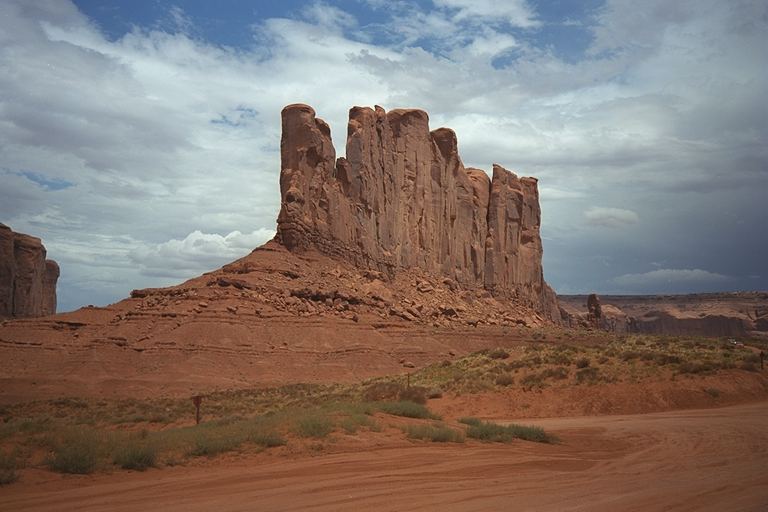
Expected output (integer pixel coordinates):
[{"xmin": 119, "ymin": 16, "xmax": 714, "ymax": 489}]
[
  {"xmin": 276, "ymin": 104, "xmax": 559, "ymax": 321},
  {"xmin": 0, "ymin": 223, "xmax": 59, "ymax": 318}
]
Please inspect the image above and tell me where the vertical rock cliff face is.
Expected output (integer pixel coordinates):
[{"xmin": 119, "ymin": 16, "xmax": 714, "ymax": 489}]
[
  {"xmin": 276, "ymin": 104, "xmax": 558, "ymax": 320},
  {"xmin": 0, "ymin": 223, "xmax": 58, "ymax": 318}
]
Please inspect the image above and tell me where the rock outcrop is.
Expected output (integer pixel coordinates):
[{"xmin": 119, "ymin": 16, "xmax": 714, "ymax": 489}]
[
  {"xmin": 276, "ymin": 104, "xmax": 558, "ymax": 320},
  {"xmin": 0, "ymin": 223, "xmax": 58, "ymax": 318}
]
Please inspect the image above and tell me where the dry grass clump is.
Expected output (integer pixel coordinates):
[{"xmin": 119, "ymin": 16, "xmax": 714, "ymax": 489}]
[
  {"xmin": 47, "ymin": 427, "xmax": 101, "ymax": 474},
  {"xmin": 464, "ymin": 419, "xmax": 556, "ymax": 444},
  {"xmin": 0, "ymin": 449, "xmax": 19, "ymax": 485},
  {"xmin": 403, "ymin": 424, "xmax": 464, "ymax": 443},
  {"xmin": 376, "ymin": 401, "xmax": 440, "ymax": 419}
]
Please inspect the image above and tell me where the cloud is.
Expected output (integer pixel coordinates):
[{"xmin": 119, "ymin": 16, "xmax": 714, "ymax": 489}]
[
  {"xmin": 613, "ymin": 268, "xmax": 729, "ymax": 287},
  {"xmin": 433, "ymin": 0, "xmax": 539, "ymax": 27},
  {"xmin": 0, "ymin": 0, "xmax": 766, "ymax": 310},
  {"xmin": 584, "ymin": 207, "xmax": 639, "ymax": 227},
  {"xmin": 130, "ymin": 229, "xmax": 275, "ymax": 278}
]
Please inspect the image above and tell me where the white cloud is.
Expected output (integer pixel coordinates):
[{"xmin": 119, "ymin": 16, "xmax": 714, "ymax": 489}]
[
  {"xmin": 584, "ymin": 207, "xmax": 639, "ymax": 227},
  {"xmin": 1, "ymin": 0, "xmax": 766, "ymax": 308},
  {"xmin": 130, "ymin": 229, "xmax": 275, "ymax": 278},
  {"xmin": 613, "ymin": 268, "xmax": 729, "ymax": 287},
  {"xmin": 433, "ymin": 0, "xmax": 539, "ymax": 27}
]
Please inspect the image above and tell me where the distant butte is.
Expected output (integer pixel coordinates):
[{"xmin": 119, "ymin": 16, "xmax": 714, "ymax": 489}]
[
  {"xmin": 276, "ymin": 104, "xmax": 559, "ymax": 321},
  {"xmin": 0, "ymin": 223, "xmax": 58, "ymax": 319}
]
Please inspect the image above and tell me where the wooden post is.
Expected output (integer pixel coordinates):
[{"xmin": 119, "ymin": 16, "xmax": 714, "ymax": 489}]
[
  {"xmin": 191, "ymin": 395, "xmax": 202, "ymax": 425},
  {"xmin": 407, "ymin": 373, "xmax": 410, "ymax": 389}
]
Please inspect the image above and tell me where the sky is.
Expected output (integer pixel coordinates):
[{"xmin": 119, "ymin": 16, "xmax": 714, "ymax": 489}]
[{"xmin": 1, "ymin": 0, "xmax": 766, "ymax": 312}]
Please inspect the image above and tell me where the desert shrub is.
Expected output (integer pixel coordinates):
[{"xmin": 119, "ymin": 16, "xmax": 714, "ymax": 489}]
[
  {"xmin": 596, "ymin": 355, "xmax": 609, "ymax": 364},
  {"xmin": 466, "ymin": 421, "xmax": 555, "ymax": 444},
  {"xmin": 426, "ymin": 388, "xmax": 443, "ymax": 399},
  {"xmin": 520, "ymin": 373, "xmax": 544, "ymax": 390},
  {"xmin": 113, "ymin": 439, "xmax": 156, "ymax": 471},
  {"xmin": 575, "ymin": 357, "xmax": 590, "ymax": 369},
  {"xmin": 363, "ymin": 382, "xmax": 405, "ymax": 402},
  {"xmin": 294, "ymin": 413, "xmax": 334, "ymax": 439},
  {"xmin": 655, "ymin": 354, "xmax": 682, "ymax": 365},
  {"xmin": 377, "ymin": 401, "xmax": 439, "ymax": 419},
  {"xmin": 48, "ymin": 428, "xmax": 100, "ymax": 474},
  {"xmin": 0, "ymin": 450, "xmax": 19, "ymax": 485},
  {"xmin": 742, "ymin": 353, "xmax": 760, "ymax": 364},
  {"xmin": 458, "ymin": 417, "xmax": 482, "ymax": 426},
  {"xmin": 740, "ymin": 362, "xmax": 758, "ymax": 372},
  {"xmin": 677, "ymin": 362, "xmax": 718, "ymax": 374},
  {"xmin": 704, "ymin": 388, "xmax": 721, "ymax": 398},
  {"xmin": 398, "ymin": 386, "xmax": 428, "ymax": 404},
  {"xmin": 488, "ymin": 348, "xmax": 510, "ymax": 360},
  {"xmin": 541, "ymin": 367, "xmax": 569, "ymax": 380},
  {"xmin": 339, "ymin": 414, "xmax": 375, "ymax": 434},
  {"xmin": 575, "ymin": 367, "xmax": 600, "ymax": 384},
  {"xmin": 249, "ymin": 431, "xmax": 286, "ymax": 447},
  {"xmin": 404, "ymin": 424, "xmax": 464, "ymax": 443},
  {"xmin": 620, "ymin": 351, "xmax": 641, "ymax": 361},
  {"xmin": 188, "ymin": 431, "xmax": 243, "ymax": 457},
  {"xmin": 546, "ymin": 352, "xmax": 573, "ymax": 365},
  {"xmin": 495, "ymin": 373, "xmax": 515, "ymax": 386}
]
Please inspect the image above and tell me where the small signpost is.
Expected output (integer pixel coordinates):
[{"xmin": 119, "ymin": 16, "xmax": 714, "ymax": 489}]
[{"xmin": 191, "ymin": 395, "xmax": 203, "ymax": 425}]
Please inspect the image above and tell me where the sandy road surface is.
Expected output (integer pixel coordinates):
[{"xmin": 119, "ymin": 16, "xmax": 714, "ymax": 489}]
[{"xmin": 2, "ymin": 401, "xmax": 767, "ymax": 511}]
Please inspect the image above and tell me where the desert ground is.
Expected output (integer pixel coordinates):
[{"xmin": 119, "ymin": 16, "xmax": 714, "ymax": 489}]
[{"xmin": 1, "ymin": 401, "xmax": 766, "ymax": 512}]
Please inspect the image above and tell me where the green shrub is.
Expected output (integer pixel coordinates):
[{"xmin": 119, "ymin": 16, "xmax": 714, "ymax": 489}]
[
  {"xmin": 294, "ymin": 414, "xmax": 333, "ymax": 438},
  {"xmin": 677, "ymin": 362, "xmax": 718, "ymax": 374},
  {"xmin": 404, "ymin": 424, "xmax": 464, "ymax": 443},
  {"xmin": 620, "ymin": 351, "xmax": 641, "ymax": 361},
  {"xmin": 655, "ymin": 354, "xmax": 682, "ymax": 365},
  {"xmin": 466, "ymin": 421, "xmax": 555, "ymax": 444},
  {"xmin": 541, "ymin": 367, "xmax": 569, "ymax": 380},
  {"xmin": 363, "ymin": 382, "xmax": 404, "ymax": 402},
  {"xmin": 575, "ymin": 357, "xmax": 590, "ymax": 369},
  {"xmin": 398, "ymin": 386, "xmax": 428, "ymax": 404},
  {"xmin": 488, "ymin": 348, "xmax": 510, "ymax": 360},
  {"xmin": 495, "ymin": 373, "xmax": 515, "ymax": 386},
  {"xmin": 575, "ymin": 367, "xmax": 600, "ymax": 384},
  {"xmin": 377, "ymin": 401, "xmax": 439, "ymax": 419},
  {"xmin": 426, "ymin": 388, "xmax": 443, "ymax": 399},
  {"xmin": 520, "ymin": 373, "xmax": 544, "ymax": 390},
  {"xmin": 742, "ymin": 353, "xmax": 760, "ymax": 364},
  {"xmin": 740, "ymin": 362, "xmax": 758, "ymax": 372},
  {"xmin": 250, "ymin": 431, "xmax": 286, "ymax": 447},
  {"xmin": 339, "ymin": 414, "xmax": 375, "ymax": 434},
  {"xmin": 113, "ymin": 440, "xmax": 156, "ymax": 471},
  {"xmin": 0, "ymin": 450, "xmax": 19, "ymax": 485},
  {"xmin": 48, "ymin": 428, "xmax": 100, "ymax": 474},
  {"xmin": 188, "ymin": 432, "xmax": 243, "ymax": 457},
  {"xmin": 458, "ymin": 417, "xmax": 482, "ymax": 426}
]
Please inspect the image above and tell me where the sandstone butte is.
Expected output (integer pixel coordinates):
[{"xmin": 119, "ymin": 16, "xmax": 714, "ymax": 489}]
[
  {"xmin": 0, "ymin": 223, "xmax": 59, "ymax": 319},
  {"xmin": 277, "ymin": 104, "xmax": 559, "ymax": 321},
  {"xmin": 0, "ymin": 104, "xmax": 565, "ymax": 401}
]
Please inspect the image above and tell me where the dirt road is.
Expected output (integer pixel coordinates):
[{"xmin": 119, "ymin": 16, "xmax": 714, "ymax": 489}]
[{"xmin": 3, "ymin": 401, "xmax": 767, "ymax": 511}]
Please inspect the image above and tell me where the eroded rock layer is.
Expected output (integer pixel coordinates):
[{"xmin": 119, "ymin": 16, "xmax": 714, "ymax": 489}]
[
  {"xmin": 276, "ymin": 104, "xmax": 558, "ymax": 319},
  {"xmin": 0, "ymin": 223, "xmax": 58, "ymax": 318}
]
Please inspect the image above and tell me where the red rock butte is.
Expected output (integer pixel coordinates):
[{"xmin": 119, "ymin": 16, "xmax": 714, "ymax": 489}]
[
  {"xmin": 0, "ymin": 223, "xmax": 58, "ymax": 319},
  {"xmin": 276, "ymin": 104, "xmax": 559, "ymax": 321}
]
